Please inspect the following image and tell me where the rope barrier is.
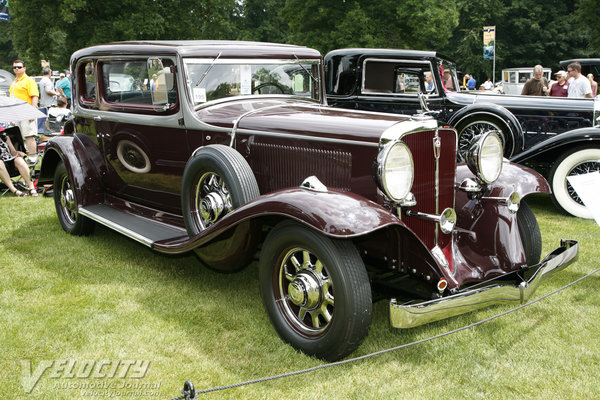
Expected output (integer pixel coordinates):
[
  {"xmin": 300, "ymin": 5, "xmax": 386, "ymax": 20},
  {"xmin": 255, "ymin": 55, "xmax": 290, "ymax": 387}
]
[{"xmin": 170, "ymin": 266, "xmax": 600, "ymax": 399}]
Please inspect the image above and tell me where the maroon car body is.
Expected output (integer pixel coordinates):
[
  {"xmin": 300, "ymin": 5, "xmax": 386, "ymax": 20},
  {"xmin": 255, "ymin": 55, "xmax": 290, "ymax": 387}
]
[{"xmin": 39, "ymin": 41, "xmax": 577, "ymax": 361}]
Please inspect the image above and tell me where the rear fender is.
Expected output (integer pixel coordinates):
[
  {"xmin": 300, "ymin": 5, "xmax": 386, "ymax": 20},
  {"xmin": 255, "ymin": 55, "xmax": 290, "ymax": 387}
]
[
  {"xmin": 511, "ymin": 127, "xmax": 600, "ymax": 166},
  {"xmin": 39, "ymin": 135, "xmax": 104, "ymax": 206}
]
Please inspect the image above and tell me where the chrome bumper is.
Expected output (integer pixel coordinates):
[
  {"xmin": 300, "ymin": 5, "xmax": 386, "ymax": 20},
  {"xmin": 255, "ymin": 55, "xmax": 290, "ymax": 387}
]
[{"xmin": 390, "ymin": 239, "xmax": 578, "ymax": 329}]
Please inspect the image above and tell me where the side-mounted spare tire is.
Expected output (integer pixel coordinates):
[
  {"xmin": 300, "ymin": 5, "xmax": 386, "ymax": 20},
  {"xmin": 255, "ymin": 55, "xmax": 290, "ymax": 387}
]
[{"xmin": 181, "ymin": 144, "xmax": 260, "ymax": 272}]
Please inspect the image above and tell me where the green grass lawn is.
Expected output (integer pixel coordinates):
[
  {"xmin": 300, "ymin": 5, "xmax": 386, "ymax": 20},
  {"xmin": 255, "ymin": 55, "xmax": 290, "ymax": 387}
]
[{"xmin": 1, "ymin": 194, "xmax": 599, "ymax": 399}]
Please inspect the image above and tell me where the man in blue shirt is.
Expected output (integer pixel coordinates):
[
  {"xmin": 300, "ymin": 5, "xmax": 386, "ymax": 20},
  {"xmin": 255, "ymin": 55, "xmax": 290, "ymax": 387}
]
[
  {"xmin": 56, "ymin": 72, "xmax": 72, "ymax": 107},
  {"xmin": 467, "ymin": 75, "xmax": 476, "ymax": 90}
]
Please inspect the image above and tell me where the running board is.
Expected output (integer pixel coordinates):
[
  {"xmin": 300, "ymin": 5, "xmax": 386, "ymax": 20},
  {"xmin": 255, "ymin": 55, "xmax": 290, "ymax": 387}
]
[{"xmin": 79, "ymin": 204, "xmax": 188, "ymax": 247}]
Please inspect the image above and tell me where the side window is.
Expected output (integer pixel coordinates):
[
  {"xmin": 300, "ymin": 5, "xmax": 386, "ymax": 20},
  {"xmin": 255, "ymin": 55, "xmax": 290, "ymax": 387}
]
[
  {"xmin": 100, "ymin": 58, "xmax": 176, "ymax": 109},
  {"xmin": 78, "ymin": 60, "xmax": 97, "ymax": 106},
  {"xmin": 363, "ymin": 60, "xmax": 434, "ymax": 95},
  {"xmin": 394, "ymin": 69, "xmax": 424, "ymax": 94}
]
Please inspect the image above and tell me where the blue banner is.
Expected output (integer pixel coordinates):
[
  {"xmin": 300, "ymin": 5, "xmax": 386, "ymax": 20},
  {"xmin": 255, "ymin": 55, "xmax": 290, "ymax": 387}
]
[
  {"xmin": 0, "ymin": 0, "xmax": 8, "ymax": 21},
  {"xmin": 483, "ymin": 26, "xmax": 495, "ymax": 60}
]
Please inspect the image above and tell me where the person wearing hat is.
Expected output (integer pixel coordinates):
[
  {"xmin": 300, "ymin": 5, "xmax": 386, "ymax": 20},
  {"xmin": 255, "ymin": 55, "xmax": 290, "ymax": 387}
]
[
  {"xmin": 0, "ymin": 126, "xmax": 38, "ymax": 196},
  {"xmin": 549, "ymin": 70, "xmax": 569, "ymax": 97},
  {"xmin": 55, "ymin": 71, "xmax": 72, "ymax": 108}
]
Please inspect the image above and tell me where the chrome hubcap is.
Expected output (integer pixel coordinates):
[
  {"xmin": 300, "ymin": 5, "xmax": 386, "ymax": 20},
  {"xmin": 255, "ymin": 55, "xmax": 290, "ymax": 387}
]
[
  {"xmin": 193, "ymin": 172, "xmax": 232, "ymax": 230},
  {"xmin": 278, "ymin": 248, "xmax": 334, "ymax": 335},
  {"xmin": 59, "ymin": 176, "xmax": 77, "ymax": 224}
]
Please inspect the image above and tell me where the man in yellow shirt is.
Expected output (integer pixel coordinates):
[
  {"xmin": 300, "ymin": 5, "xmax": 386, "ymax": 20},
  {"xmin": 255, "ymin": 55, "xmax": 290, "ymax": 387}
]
[{"xmin": 9, "ymin": 59, "xmax": 39, "ymax": 162}]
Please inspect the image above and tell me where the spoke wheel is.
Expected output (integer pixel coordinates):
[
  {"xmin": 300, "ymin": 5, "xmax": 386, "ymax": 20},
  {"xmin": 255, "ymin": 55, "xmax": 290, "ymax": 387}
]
[
  {"xmin": 259, "ymin": 221, "xmax": 372, "ymax": 361},
  {"xmin": 549, "ymin": 147, "xmax": 600, "ymax": 219},
  {"xmin": 278, "ymin": 247, "xmax": 335, "ymax": 336},
  {"xmin": 53, "ymin": 161, "xmax": 94, "ymax": 236},
  {"xmin": 181, "ymin": 145, "xmax": 260, "ymax": 272},
  {"xmin": 456, "ymin": 116, "xmax": 512, "ymax": 160}
]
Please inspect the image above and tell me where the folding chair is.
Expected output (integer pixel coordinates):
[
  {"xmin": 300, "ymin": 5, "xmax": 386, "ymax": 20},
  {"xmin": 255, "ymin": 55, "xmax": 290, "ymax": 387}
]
[{"xmin": 0, "ymin": 126, "xmax": 39, "ymax": 196}]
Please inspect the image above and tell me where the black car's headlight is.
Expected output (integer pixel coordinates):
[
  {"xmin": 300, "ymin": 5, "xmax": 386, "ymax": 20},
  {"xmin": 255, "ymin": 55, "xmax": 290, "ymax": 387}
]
[
  {"xmin": 377, "ymin": 141, "xmax": 414, "ymax": 201},
  {"xmin": 466, "ymin": 131, "xmax": 503, "ymax": 184}
]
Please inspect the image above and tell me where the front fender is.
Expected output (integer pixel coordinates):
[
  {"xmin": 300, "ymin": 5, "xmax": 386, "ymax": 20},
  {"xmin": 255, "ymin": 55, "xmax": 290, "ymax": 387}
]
[
  {"xmin": 157, "ymin": 188, "xmax": 409, "ymax": 251},
  {"xmin": 447, "ymin": 102, "xmax": 524, "ymax": 154},
  {"xmin": 39, "ymin": 135, "xmax": 104, "ymax": 207},
  {"xmin": 456, "ymin": 160, "xmax": 550, "ymax": 206}
]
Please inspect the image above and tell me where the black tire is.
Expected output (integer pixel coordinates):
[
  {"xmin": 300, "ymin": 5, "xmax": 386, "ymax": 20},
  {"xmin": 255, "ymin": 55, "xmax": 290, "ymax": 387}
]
[
  {"xmin": 455, "ymin": 115, "xmax": 514, "ymax": 160},
  {"xmin": 516, "ymin": 200, "xmax": 542, "ymax": 266},
  {"xmin": 181, "ymin": 145, "xmax": 260, "ymax": 271},
  {"xmin": 259, "ymin": 221, "xmax": 372, "ymax": 361},
  {"xmin": 53, "ymin": 161, "xmax": 94, "ymax": 236},
  {"xmin": 548, "ymin": 146, "xmax": 600, "ymax": 219}
]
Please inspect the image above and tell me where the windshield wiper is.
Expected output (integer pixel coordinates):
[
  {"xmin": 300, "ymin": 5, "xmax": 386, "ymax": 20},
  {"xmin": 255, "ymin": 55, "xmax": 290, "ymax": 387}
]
[
  {"xmin": 194, "ymin": 52, "xmax": 222, "ymax": 87},
  {"xmin": 293, "ymin": 53, "xmax": 319, "ymax": 85}
]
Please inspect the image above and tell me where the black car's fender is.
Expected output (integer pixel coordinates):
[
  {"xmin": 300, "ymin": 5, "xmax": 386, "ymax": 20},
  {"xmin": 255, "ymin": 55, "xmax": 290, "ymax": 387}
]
[
  {"xmin": 511, "ymin": 126, "xmax": 600, "ymax": 167},
  {"xmin": 446, "ymin": 102, "xmax": 525, "ymax": 157}
]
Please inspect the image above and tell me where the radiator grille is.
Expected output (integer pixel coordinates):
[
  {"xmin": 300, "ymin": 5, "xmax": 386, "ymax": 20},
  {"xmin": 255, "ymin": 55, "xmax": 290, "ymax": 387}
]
[
  {"xmin": 249, "ymin": 143, "xmax": 352, "ymax": 193},
  {"xmin": 403, "ymin": 129, "xmax": 456, "ymax": 249}
]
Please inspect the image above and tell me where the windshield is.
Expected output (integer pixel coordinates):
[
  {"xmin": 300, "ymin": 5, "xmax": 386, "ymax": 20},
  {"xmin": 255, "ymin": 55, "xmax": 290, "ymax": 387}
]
[
  {"xmin": 438, "ymin": 59, "xmax": 461, "ymax": 92},
  {"xmin": 184, "ymin": 58, "xmax": 321, "ymax": 107}
]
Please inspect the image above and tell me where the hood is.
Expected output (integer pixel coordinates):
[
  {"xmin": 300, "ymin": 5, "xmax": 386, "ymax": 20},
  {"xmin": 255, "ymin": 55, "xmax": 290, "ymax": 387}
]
[
  {"xmin": 445, "ymin": 90, "xmax": 595, "ymax": 112},
  {"xmin": 196, "ymin": 98, "xmax": 410, "ymax": 145}
]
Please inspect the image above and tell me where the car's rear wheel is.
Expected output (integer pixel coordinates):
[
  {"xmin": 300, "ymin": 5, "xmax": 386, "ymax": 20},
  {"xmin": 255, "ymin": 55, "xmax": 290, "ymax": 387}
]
[
  {"xmin": 517, "ymin": 200, "xmax": 542, "ymax": 266},
  {"xmin": 456, "ymin": 115, "xmax": 514, "ymax": 160},
  {"xmin": 53, "ymin": 161, "xmax": 94, "ymax": 236},
  {"xmin": 549, "ymin": 147, "xmax": 600, "ymax": 219},
  {"xmin": 181, "ymin": 145, "xmax": 260, "ymax": 271},
  {"xmin": 259, "ymin": 221, "xmax": 372, "ymax": 361}
]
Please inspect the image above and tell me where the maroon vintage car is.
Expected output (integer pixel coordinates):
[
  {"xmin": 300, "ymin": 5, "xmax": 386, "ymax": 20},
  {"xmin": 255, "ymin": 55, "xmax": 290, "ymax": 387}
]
[{"xmin": 39, "ymin": 41, "xmax": 577, "ymax": 361}]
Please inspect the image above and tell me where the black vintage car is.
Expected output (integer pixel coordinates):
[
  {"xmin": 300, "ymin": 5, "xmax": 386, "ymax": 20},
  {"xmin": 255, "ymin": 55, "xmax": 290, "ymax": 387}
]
[
  {"xmin": 324, "ymin": 48, "xmax": 600, "ymax": 219},
  {"xmin": 39, "ymin": 41, "xmax": 577, "ymax": 361}
]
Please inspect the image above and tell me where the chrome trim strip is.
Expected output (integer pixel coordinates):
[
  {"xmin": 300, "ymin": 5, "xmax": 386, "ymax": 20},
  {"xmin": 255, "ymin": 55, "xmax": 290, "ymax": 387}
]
[
  {"xmin": 79, "ymin": 207, "xmax": 154, "ymax": 247},
  {"xmin": 380, "ymin": 118, "xmax": 439, "ymax": 146},
  {"xmin": 389, "ymin": 239, "xmax": 578, "ymax": 329},
  {"xmin": 236, "ymin": 128, "xmax": 380, "ymax": 148},
  {"xmin": 230, "ymin": 102, "xmax": 325, "ymax": 148}
]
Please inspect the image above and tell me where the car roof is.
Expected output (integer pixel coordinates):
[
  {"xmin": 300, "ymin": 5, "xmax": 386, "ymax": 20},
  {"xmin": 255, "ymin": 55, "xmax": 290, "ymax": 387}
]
[
  {"xmin": 560, "ymin": 58, "xmax": 600, "ymax": 66},
  {"xmin": 71, "ymin": 40, "xmax": 322, "ymax": 62},
  {"xmin": 325, "ymin": 48, "xmax": 454, "ymax": 63}
]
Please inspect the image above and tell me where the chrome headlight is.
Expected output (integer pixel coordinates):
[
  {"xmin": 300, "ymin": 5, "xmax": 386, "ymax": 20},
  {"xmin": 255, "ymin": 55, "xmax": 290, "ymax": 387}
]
[
  {"xmin": 377, "ymin": 141, "xmax": 414, "ymax": 201},
  {"xmin": 466, "ymin": 131, "xmax": 503, "ymax": 184}
]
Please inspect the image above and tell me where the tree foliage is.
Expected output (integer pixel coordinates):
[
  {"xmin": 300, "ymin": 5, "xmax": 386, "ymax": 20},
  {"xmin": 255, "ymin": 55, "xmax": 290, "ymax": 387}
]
[{"xmin": 0, "ymin": 0, "xmax": 597, "ymax": 82}]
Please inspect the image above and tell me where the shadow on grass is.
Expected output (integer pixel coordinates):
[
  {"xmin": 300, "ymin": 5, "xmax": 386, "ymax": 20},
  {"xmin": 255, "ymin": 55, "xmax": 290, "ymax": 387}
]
[{"xmin": 3, "ymin": 196, "xmax": 599, "ymax": 390}]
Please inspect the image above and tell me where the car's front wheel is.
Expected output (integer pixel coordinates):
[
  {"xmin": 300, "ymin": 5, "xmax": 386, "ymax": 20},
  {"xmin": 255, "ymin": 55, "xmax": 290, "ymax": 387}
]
[
  {"xmin": 456, "ymin": 115, "xmax": 514, "ymax": 160},
  {"xmin": 259, "ymin": 221, "xmax": 372, "ymax": 361},
  {"xmin": 53, "ymin": 161, "xmax": 94, "ymax": 236},
  {"xmin": 517, "ymin": 200, "xmax": 542, "ymax": 265},
  {"xmin": 549, "ymin": 147, "xmax": 600, "ymax": 219}
]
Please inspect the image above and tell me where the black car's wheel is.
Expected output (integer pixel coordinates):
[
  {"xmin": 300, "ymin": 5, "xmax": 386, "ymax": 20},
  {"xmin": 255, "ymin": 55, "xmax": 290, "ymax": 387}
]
[
  {"xmin": 456, "ymin": 115, "xmax": 514, "ymax": 160},
  {"xmin": 181, "ymin": 145, "xmax": 260, "ymax": 271},
  {"xmin": 517, "ymin": 200, "xmax": 542, "ymax": 266},
  {"xmin": 549, "ymin": 147, "xmax": 600, "ymax": 219},
  {"xmin": 53, "ymin": 161, "xmax": 94, "ymax": 236},
  {"xmin": 259, "ymin": 221, "xmax": 372, "ymax": 361}
]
